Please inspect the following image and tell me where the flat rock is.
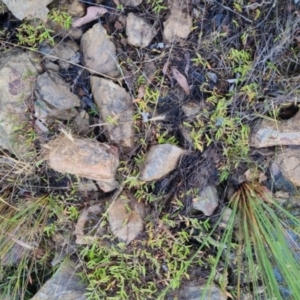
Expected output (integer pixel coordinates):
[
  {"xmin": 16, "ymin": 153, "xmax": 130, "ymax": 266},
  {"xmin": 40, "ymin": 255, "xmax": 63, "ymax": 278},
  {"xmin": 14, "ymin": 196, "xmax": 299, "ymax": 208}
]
[
  {"xmin": 91, "ymin": 77, "xmax": 134, "ymax": 148},
  {"xmin": 31, "ymin": 259, "xmax": 87, "ymax": 300},
  {"xmin": 108, "ymin": 191, "xmax": 145, "ymax": 244},
  {"xmin": 140, "ymin": 144, "xmax": 186, "ymax": 181},
  {"xmin": 0, "ymin": 49, "xmax": 39, "ymax": 158},
  {"xmin": 126, "ymin": 13, "xmax": 156, "ymax": 48},
  {"xmin": 274, "ymin": 147, "xmax": 300, "ymax": 187},
  {"xmin": 34, "ymin": 72, "xmax": 80, "ymax": 122},
  {"xmin": 176, "ymin": 283, "xmax": 226, "ymax": 300},
  {"xmin": 120, "ymin": 0, "xmax": 142, "ymax": 6},
  {"xmin": 43, "ymin": 135, "xmax": 119, "ymax": 192},
  {"xmin": 81, "ymin": 23, "xmax": 120, "ymax": 78},
  {"xmin": 2, "ymin": 0, "xmax": 53, "ymax": 21},
  {"xmin": 192, "ymin": 185, "xmax": 219, "ymax": 216},
  {"xmin": 163, "ymin": 0, "xmax": 192, "ymax": 43},
  {"xmin": 250, "ymin": 112, "xmax": 300, "ymax": 148}
]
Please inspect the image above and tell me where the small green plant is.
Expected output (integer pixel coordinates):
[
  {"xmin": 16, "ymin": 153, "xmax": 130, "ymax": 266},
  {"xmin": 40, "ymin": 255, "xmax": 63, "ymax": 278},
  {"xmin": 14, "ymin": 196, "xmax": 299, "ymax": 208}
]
[
  {"xmin": 48, "ymin": 9, "xmax": 72, "ymax": 30},
  {"xmin": 147, "ymin": 0, "xmax": 167, "ymax": 14}
]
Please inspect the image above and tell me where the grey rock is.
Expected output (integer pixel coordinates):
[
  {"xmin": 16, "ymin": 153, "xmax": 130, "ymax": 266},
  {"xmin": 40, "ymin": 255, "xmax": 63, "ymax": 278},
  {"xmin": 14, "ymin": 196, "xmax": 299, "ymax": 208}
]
[
  {"xmin": 2, "ymin": 0, "xmax": 53, "ymax": 21},
  {"xmin": 31, "ymin": 259, "xmax": 87, "ymax": 300},
  {"xmin": 163, "ymin": 0, "xmax": 192, "ymax": 43},
  {"xmin": 250, "ymin": 112, "xmax": 300, "ymax": 148},
  {"xmin": 91, "ymin": 76, "xmax": 134, "ymax": 148},
  {"xmin": 43, "ymin": 135, "xmax": 119, "ymax": 192},
  {"xmin": 0, "ymin": 49, "xmax": 39, "ymax": 158},
  {"xmin": 81, "ymin": 23, "xmax": 120, "ymax": 78},
  {"xmin": 34, "ymin": 72, "xmax": 80, "ymax": 122},
  {"xmin": 39, "ymin": 40, "xmax": 80, "ymax": 69},
  {"xmin": 120, "ymin": 0, "xmax": 142, "ymax": 6},
  {"xmin": 192, "ymin": 185, "xmax": 219, "ymax": 216},
  {"xmin": 77, "ymin": 178, "xmax": 98, "ymax": 192},
  {"xmin": 73, "ymin": 110, "xmax": 90, "ymax": 135},
  {"xmin": 177, "ymin": 283, "xmax": 227, "ymax": 300},
  {"xmin": 108, "ymin": 192, "xmax": 145, "ymax": 244},
  {"xmin": 140, "ymin": 144, "xmax": 186, "ymax": 181},
  {"xmin": 182, "ymin": 102, "xmax": 201, "ymax": 117},
  {"xmin": 126, "ymin": 13, "xmax": 156, "ymax": 48},
  {"xmin": 274, "ymin": 147, "xmax": 300, "ymax": 187}
]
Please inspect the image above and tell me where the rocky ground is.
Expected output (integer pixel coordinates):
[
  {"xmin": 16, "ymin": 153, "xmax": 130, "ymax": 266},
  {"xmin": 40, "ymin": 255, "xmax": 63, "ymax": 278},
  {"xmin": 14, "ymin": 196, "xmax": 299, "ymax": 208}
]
[{"xmin": 1, "ymin": 0, "xmax": 300, "ymax": 299}]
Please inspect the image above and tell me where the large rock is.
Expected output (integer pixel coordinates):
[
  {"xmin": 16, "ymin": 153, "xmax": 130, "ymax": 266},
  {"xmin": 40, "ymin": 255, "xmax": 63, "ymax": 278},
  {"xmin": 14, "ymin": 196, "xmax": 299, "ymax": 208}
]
[
  {"xmin": 250, "ymin": 112, "xmax": 300, "ymax": 148},
  {"xmin": 192, "ymin": 185, "xmax": 219, "ymax": 216},
  {"xmin": 108, "ymin": 191, "xmax": 145, "ymax": 244},
  {"xmin": 0, "ymin": 49, "xmax": 39, "ymax": 158},
  {"xmin": 126, "ymin": 13, "xmax": 156, "ymax": 48},
  {"xmin": 91, "ymin": 77, "xmax": 134, "ymax": 148},
  {"xmin": 31, "ymin": 259, "xmax": 87, "ymax": 300},
  {"xmin": 43, "ymin": 135, "xmax": 119, "ymax": 192},
  {"xmin": 140, "ymin": 144, "xmax": 186, "ymax": 181},
  {"xmin": 274, "ymin": 147, "xmax": 300, "ymax": 187},
  {"xmin": 34, "ymin": 72, "xmax": 80, "ymax": 122},
  {"xmin": 163, "ymin": 0, "xmax": 192, "ymax": 43},
  {"xmin": 2, "ymin": 0, "xmax": 53, "ymax": 21},
  {"xmin": 81, "ymin": 23, "xmax": 120, "ymax": 78}
]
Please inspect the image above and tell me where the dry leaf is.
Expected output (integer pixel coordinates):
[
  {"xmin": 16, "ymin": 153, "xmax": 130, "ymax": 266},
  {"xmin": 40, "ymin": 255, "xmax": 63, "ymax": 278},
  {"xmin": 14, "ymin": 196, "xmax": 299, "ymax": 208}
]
[
  {"xmin": 72, "ymin": 6, "xmax": 108, "ymax": 28},
  {"xmin": 171, "ymin": 67, "xmax": 190, "ymax": 95}
]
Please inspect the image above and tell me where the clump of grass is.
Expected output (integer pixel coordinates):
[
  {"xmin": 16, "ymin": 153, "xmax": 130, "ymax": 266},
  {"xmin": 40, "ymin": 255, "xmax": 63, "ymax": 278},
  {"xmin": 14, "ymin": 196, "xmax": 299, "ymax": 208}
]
[{"xmin": 202, "ymin": 178, "xmax": 300, "ymax": 299}]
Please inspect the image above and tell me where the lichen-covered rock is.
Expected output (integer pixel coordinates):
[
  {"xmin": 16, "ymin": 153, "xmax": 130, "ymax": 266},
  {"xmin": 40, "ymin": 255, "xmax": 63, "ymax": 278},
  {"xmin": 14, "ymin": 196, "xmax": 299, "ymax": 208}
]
[
  {"xmin": 81, "ymin": 23, "xmax": 120, "ymax": 78},
  {"xmin": 91, "ymin": 76, "xmax": 134, "ymax": 148},
  {"xmin": 126, "ymin": 13, "xmax": 156, "ymax": 48},
  {"xmin": 140, "ymin": 144, "xmax": 186, "ymax": 181},
  {"xmin": 43, "ymin": 135, "xmax": 119, "ymax": 192}
]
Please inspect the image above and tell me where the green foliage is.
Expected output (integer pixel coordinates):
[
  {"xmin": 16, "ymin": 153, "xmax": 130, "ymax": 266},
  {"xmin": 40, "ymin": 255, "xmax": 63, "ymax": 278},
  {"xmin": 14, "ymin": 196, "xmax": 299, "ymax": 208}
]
[
  {"xmin": 48, "ymin": 9, "xmax": 72, "ymax": 30},
  {"xmin": 147, "ymin": 0, "xmax": 167, "ymax": 14}
]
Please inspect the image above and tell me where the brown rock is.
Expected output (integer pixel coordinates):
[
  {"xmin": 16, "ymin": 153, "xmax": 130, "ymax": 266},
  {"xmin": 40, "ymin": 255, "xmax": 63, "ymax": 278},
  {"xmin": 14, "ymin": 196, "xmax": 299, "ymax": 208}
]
[
  {"xmin": 81, "ymin": 23, "xmax": 120, "ymax": 78},
  {"xmin": 43, "ymin": 135, "xmax": 119, "ymax": 192},
  {"xmin": 274, "ymin": 147, "xmax": 300, "ymax": 187},
  {"xmin": 250, "ymin": 112, "xmax": 300, "ymax": 148},
  {"xmin": 140, "ymin": 144, "xmax": 186, "ymax": 181},
  {"xmin": 91, "ymin": 76, "xmax": 134, "ymax": 148},
  {"xmin": 108, "ymin": 192, "xmax": 145, "ymax": 244}
]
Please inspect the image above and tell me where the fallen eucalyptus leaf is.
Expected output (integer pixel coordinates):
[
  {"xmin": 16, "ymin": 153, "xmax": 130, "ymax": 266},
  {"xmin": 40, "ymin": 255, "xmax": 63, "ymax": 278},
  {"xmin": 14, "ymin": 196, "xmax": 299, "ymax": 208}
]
[
  {"xmin": 172, "ymin": 67, "xmax": 190, "ymax": 95},
  {"xmin": 72, "ymin": 6, "xmax": 108, "ymax": 28}
]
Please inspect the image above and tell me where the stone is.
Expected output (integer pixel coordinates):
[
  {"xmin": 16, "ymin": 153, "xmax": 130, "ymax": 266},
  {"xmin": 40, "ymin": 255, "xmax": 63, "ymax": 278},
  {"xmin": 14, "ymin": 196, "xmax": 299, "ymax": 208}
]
[
  {"xmin": 31, "ymin": 259, "xmax": 87, "ymax": 300},
  {"xmin": 34, "ymin": 72, "xmax": 80, "ymax": 122},
  {"xmin": 73, "ymin": 110, "xmax": 90, "ymax": 135},
  {"xmin": 43, "ymin": 135, "xmax": 119, "ymax": 192},
  {"xmin": 68, "ymin": 0, "xmax": 85, "ymax": 17},
  {"xmin": 91, "ymin": 76, "xmax": 135, "ymax": 148},
  {"xmin": 140, "ymin": 144, "xmax": 186, "ymax": 181},
  {"xmin": 126, "ymin": 13, "xmax": 156, "ymax": 48},
  {"xmin": 108, "ymin": 192, "xmax": 145, "ymax": 244},
  {"xmin": 2, "ymin": 0, "xmax": 53, "ymax": 22},
  {"xmin": 182, "ymin": 102, "xmax": 201, "ymax": 117},
  {"xmin": 120, "ymin": 0, "xmax": 142, "ymax": 6},
  {"xmin": 176, "ymin": 283, "xmax": 227, "ymax": 300},
  {"xmin": 163, "ymin": 0, "xmax": 192, "ymax": 43},
  {"xmin": 274, "ymin": 147, "xmax": 300, "ymax": 187},
  {"xmin": 250, "ymin": 111, "xmax": 300, "ymax": 148},
  {"xmin": 0, "ymin": 49, "xmax": 39, "ymax": 158},
  {"xmin": 74, "ymin": 205, "xmax": 105, "ymax": 244},
  {"xmin": 192, "ymin": 185, "xmax": 219, "ymax": 216},
  {"xmin": 81, "ymin": 23, "xmax": 120, "ymax": 78},
  {"xmin": 39, "ymin": 40, "xmax": 80, "ymax": 69}
]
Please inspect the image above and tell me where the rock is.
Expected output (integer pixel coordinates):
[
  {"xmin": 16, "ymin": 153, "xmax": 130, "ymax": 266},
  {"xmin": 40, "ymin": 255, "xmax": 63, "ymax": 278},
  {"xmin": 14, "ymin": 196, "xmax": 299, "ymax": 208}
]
[
  {"xmin": 108, "ymin": 192, "xmax": 145, "ymax": 244},
  {"xmin": 91, "ymin": 76, "xmax": 135, "ymax": 148},
  {"xmin": 31, "ymin": 259, "xmax": 87, "ymax": 300},
  {"xmin": 77, "ymin": 178, "xmax": 98, "ymax": 192},
  {"xmin": 43, "ymin": 135, "xmax": 119, "ymax": 192},
  {"xmin": 0, "ymin": 49, "xmax": 39, "ymax": 158},
  {"xmin": 2, "ymin": 0, "xmax": 53, "ymax": 22},
  {"xmin": 192, "ymin": 185, "xmax": 219, "ymax": 216},
  {"xmin": 274, "ymin": 147, "xmax": 300, "ymax": 187},
  {"xmin": 73, "ymin": 110, "xmax": 90, "ymax": 135},
  {"xmin": 74, "ymin": 205, "xmax": 104, "ymax": 244},
  {"xmin": 120, "ymin": 0, "xmax": 142, "ymax": 6},
  {"xmin": 163, "ymin": 0, "xmax": 192, "ymax": 43},
  {"xmin": 250, "ymin": 112, "xmax": 300, "ymax": 148},
  {"xmin": 68, "ymin": 0, "xmax": 85, "ymax": 17},
  {"xmin": 140, "ymin": 144, "xmax": 186, "ymax": 181},
  {"xmin": 176, "ymin": 283, "xmax": 227, "ymax": 300},
  {"xmin": 34, "ymin": 72, "xmax": 80, "ymax": 122},
  {"xmin": 81, "ymin": 23, "xmax": 120, "ymax": 78},
  {"xmin": 39, "ymin": 40, "xmax": 80, "ymax": 69},
  {"xmin": 126, "ymin": 13, "xmax": 156, "ymax": 48},
  {"xmin": 218, "ymin": 208, "xmax": 233, "ymax": 229},
  {"xmin": 182, "ymin": 102, "xmax": 201, "ymax": 117}
]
